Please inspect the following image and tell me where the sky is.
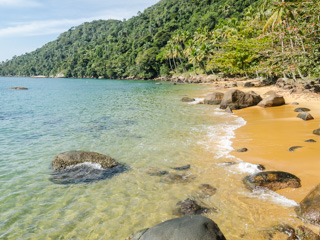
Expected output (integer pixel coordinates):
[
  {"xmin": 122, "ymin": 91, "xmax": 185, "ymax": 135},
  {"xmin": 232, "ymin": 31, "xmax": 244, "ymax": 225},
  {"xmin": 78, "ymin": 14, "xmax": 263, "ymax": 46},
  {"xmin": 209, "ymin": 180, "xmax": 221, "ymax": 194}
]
[{"xmin": 0, "ymin": 0, "xmax": 159, "ymax": 62}]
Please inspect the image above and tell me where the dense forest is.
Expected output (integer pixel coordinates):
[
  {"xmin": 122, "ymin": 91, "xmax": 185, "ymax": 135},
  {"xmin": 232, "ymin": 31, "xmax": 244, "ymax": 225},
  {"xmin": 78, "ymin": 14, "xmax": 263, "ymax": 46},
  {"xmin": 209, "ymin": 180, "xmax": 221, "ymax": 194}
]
[{"xmin": 0, "ymin": 0, "xmax": 319, "ymax": 80}]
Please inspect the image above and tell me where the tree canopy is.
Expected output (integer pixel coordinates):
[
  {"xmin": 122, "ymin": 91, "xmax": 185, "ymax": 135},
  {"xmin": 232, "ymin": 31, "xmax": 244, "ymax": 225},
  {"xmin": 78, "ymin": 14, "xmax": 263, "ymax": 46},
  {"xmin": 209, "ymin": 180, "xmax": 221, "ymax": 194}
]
[{"xmin": 1, "ymin": 0, "xmax": 319, "ymax": 80}]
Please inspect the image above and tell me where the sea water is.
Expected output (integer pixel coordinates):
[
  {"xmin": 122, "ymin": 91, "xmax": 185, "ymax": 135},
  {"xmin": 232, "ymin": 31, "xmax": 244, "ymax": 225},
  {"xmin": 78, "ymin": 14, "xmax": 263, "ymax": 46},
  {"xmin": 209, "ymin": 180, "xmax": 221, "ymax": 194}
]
[{"xmin": 0, "ymin": 77, "xmax": 305, "ymax": 239}]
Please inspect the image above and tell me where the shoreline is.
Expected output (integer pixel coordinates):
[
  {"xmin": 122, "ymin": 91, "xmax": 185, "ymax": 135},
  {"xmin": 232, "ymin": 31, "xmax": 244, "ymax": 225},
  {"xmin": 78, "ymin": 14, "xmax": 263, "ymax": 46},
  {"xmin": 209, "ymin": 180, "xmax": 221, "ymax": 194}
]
[{"xmin": 203, "ymin": 82, "xmax": 320, "ymax": 203}]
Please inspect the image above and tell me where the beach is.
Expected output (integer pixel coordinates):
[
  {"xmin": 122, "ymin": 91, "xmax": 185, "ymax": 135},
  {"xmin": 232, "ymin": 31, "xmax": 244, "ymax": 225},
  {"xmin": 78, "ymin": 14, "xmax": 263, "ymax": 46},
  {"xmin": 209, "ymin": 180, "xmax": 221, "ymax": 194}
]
[{"xmin": 228, "ymin": 85, "xmax": 320, "ymax": 203}]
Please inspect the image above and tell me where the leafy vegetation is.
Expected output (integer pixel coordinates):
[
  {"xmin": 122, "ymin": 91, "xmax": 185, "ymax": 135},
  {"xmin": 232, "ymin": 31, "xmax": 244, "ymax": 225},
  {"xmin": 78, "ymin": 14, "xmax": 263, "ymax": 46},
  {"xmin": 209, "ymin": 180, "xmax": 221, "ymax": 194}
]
[{"xmin": 0, "ymin": 0, "xmax": 319, "ymax": 80}]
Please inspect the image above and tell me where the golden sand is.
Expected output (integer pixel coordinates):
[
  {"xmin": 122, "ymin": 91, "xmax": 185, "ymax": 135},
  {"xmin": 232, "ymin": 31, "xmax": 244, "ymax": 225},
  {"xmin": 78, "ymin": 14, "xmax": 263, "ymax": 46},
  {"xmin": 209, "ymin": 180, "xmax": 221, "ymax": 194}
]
[{"xmin": 230, "ymin": 85, "xmax": 320, "ymax": 202}]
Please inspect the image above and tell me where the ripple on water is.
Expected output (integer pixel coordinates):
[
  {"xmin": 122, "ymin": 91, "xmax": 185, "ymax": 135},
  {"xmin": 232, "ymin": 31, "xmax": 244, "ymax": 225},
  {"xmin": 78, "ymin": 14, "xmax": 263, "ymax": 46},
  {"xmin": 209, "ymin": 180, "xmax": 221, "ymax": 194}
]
[{"xmin": 0, "ymin": 78, "xmax": 311, "ymax": 240}]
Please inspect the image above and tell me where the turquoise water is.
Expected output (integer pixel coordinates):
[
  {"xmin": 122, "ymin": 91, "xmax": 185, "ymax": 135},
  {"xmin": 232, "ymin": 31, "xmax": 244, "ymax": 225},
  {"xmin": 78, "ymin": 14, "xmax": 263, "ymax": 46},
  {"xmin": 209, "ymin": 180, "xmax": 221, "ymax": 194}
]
[
  {"xmin": 0, "ymin": 77, "xmax": 219, "ymax": 239},
  {"xmin": 0, "ymin": 77, "xmax": 305, "ymax": 239}
]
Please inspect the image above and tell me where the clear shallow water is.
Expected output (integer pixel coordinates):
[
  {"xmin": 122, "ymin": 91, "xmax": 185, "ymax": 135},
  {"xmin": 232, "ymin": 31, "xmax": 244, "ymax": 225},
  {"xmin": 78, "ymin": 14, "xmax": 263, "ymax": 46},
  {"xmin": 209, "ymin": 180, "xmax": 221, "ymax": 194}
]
[{"xmin": 0, "ymin": 77, "xmax": 307, "ymax": 239}]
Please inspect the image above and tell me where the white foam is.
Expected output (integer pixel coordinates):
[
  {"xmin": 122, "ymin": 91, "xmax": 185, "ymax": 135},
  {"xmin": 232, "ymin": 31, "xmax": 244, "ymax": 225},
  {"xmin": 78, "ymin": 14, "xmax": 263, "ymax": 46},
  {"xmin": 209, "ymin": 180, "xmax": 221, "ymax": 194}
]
[
  {"xmin": 249, "ymin": 188, "xmax": 298, "ymax": 207},
  {"xmin": 66, "ymin": 162, "xmax": 103, "ymax": 170},
  {"xmin": 202, "ymin": 111, "xmax": 246, "ymax": 159},
  {"xmin": 200, "ymin": 108, "xmax": 298, "ymax": 208},
  {"xmin": 188, "ymin": 97, "xmax": 204, "ymax": 105},
  {"xmin": 234, "ymin": 162, "xmax": 261, "ymax": 174}
]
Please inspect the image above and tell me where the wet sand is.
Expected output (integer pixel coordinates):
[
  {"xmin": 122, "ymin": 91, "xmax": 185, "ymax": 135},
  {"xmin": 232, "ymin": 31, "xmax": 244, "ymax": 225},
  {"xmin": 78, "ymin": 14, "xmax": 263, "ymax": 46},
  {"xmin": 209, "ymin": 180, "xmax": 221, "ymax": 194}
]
[{"xmin": 230, "ymin": 85, "xmax": 320, "ymax": 202}]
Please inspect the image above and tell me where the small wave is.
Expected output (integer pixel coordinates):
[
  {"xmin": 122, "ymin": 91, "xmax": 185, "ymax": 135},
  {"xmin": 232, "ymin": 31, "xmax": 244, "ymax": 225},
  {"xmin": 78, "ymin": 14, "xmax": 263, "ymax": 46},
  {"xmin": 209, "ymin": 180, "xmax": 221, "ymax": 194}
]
[
  {"xmin": 249, "ymin": 188, "xmax": 298, "ymax": 207},
  {"xmin": 233, "ymin": 162, "xmax": 261, "ymax": 175},
  {"xmin": 202, "ymin": 110, "xmax": 246, "ymax": 159},
  {"xmin": 66, "ymin": 162, "xmax": 103, "ymax": 170},
  {"xmin": 188, "ymin": 98, "xmax": 204, "ymax": 105}
]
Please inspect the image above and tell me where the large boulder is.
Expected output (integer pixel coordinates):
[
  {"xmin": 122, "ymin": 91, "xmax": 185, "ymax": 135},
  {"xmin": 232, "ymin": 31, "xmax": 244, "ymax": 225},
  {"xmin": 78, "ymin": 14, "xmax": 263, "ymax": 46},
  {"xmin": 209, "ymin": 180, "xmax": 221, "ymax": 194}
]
[
  {"xmin": 220, "ymin": 89, "xmax": 262, "ymax": 110},
  {"xmin": 243, "ymin": 171, "xmax": 301, "ymax": 191},
  {"xmin": 258, "ymin": 94, "xmax": 285, "ymax": 108},
  {"xmin": 127, "ymin": 215, "xmax": 226, "ymax": 240},
  {"xmin": 204, "ymin": 92, "xmax": 224, "ymax": 105},
  {"xmin": 296, "ymin": 184, "xmax": 320, "ymax": 226},
  {"xmin": 52, "ymin": 151, "xmax": 118, "ymax": 170}
]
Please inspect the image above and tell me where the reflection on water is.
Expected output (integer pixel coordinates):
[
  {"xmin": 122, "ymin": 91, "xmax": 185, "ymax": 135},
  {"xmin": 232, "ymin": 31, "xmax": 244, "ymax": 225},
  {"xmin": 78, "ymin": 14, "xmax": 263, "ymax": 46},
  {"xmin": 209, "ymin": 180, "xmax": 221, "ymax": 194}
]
[{"xmin": 0, "ymin": 77, "xmax": 316, "ymax": 240}]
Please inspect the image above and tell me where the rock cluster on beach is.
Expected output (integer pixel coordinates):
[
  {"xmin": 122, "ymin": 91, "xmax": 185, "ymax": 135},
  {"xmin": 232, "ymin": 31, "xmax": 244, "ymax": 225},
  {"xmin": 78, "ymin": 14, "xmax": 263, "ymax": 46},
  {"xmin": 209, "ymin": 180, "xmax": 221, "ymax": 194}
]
[{"xmin": 220, "ymin": 89, "xmax": 262, "ymax": 110}]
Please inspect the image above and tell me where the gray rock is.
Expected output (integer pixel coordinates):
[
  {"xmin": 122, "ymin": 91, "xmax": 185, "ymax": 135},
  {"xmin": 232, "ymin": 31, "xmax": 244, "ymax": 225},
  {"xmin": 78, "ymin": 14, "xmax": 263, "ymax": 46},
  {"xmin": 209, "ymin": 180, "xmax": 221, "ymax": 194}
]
[
  {"xmin": 244, "ymin": 82, "xmax": 254, "ymax": 87},
  {"xmin": 52, "ymin": 151, "xmax": 118, "ymax": 170},
  {"xmin": 295, "ymin": 107, "xmax": 311, "ymax": 112},
  {"xmin": 9, "ymin": 86, "xmax": 28, "ymax": 90},
  {"xmin": 296, "ymin": 184, "xmax": 320, "ymax": 226},
  {"xmin": 297, "ymin": 112, "xmax": 314, "ymax": 121},
  {"xmin": 313, "ymin": 129, "xmax": 320, "ymax": 136},
  {"xmin": 292, "ymin": 102, "xmax": 299, "ymax": 105},
  {"xmin": 243, "ymin": 171, "xmax": 301, "ymax": 191},
  {"xmin": 305, "ymin": 139, "xmax": 317, "ymax": 143},
  {"xmin": 225, "ymin": 106, "xmax": 233, "ymax": 113},
  {"xmin": 204, "ymin": 92, "xmax": 224, "ymax": 105},
  {"xmin": 173, "ymin": 198, "xmax": 210, "ymax": 216},
  {"xmin": 257, "ymin": 164, "xmax": 266, "ymax": 171},
  {"xmin": 181, "ymin": 97, "xmax": 195, "ymax": 102},
  {"xmin": 263, "ymin": 90, "xmax": 277, "ymax": 96},
  {"xmin": 171, "ymin": 164, "xmax": 191, "ymax": 171},
  {"xmin": 237, "ymin": 148, "xmax": 248, "ymax": 152},
  {"xmin": 289, "ymin": 146, "xmax": 303, "ymax": 152},
  {"xmin": 127, "ymin": 215, "xmax": 226, "ymax": 240},
  {"xmin": 220, "ymin": 89, "xmax": 262, "ymax": 110},
  {"xmin": 258, "ymin": 94, "xmax": 285, "ymax": 108}
]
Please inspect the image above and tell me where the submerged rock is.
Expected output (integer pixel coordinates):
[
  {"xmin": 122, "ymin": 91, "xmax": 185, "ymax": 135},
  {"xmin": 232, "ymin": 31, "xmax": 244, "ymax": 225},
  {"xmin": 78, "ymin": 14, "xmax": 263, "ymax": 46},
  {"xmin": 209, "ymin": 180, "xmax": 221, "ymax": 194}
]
[
  {"xmin": 294, "ymin": 107, "xmax": 311, "ymax": 112},
  {"xmin": 9, "ymin": 86, "xmax": 28, "ymax": 90},
  {"xmin": 162, "ymin": 173, "xmax": 195, "ymax": 184},
  {"xmin": 243, "ymin": 171, "xmax": 301, "ymax": 191},
  {"xmin": 198, "ymin": 184, "xmax": 217, "ymax": 197},
  {"xmin": 52, "ymin": 151, "xmax": 118, "ymax": 170},
  {"xmin": 173, "ymin": 198, "xmax": 211, "ymax": 216},
  {"xmin": 171, "ymin": 164, "xmax": 191, "ymax": 171},
  {"xmin": 203, "ymin": 92, "xmax": 224, "ymax": 105},
  {"xmin": 126, "ymin": 215, "xmax": 226, "ymax": 240},
  {"xmin": 296, "ymin": 184, "xmax": 320, "ymax": 226},
  {"xmin": 297, "ymin": 112, "xmax": 314, "ymax": 121},
  {"xmin": 146, "ymin": 168, "xmax": 169, "ymax": 176},
  {"xmin": 49, "ymin": 163, "xmax": 127, "ymax": 184},
  {"xmin": 258, "ymin": 94, "xmax": 285, "ymax": 108},
  {"xmin": 181, "ymin": 97, "xmax": 195, "ymax": 102},
  {"xmin": 289, "ymin": 146, "xmax": 303, "ymax": 152},
  {"xmin": 220, "ymin": 89, "xmax": 262, "ymax": 110}
]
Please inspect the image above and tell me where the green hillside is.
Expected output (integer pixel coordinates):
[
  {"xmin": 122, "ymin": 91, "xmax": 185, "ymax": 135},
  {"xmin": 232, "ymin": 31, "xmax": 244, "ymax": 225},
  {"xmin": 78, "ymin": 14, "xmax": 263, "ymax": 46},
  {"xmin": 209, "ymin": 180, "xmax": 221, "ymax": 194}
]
[{"xmin": 0, "ymin": 0, "xmax": 319, "ymax": 79}]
